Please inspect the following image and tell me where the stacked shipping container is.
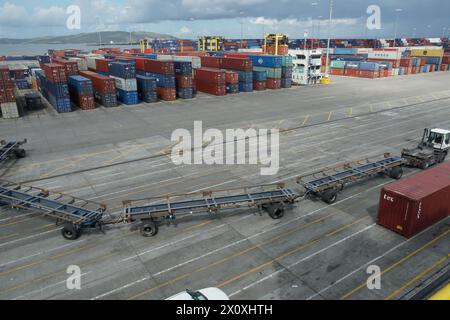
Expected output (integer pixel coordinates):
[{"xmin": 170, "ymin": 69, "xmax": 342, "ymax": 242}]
[
  {"xmin": 0, "ymin": 65, "xmax": 19, "ymax": 118},
  {"xmin": 136, "ymin": 58, "xmax": 176, "ymax": 101},
  {"xmin": 41, "ymin": 63, "xmax": 71, "ymax": 113},
  {"xmin": 68, "ymin": 75, "xmax": 95, "ymax": 110},
  {"xmin": 109, "ymin": 61, "xmax": 138, "ymax": 105},
  {"xmin": 79, "ymin": 70, "xmax": 117, "ymax": 107}
]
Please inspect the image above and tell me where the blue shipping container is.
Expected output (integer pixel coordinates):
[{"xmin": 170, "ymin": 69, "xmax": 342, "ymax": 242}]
[
  {"xmin": 174, "ymin": 61, "xmax": 193, "ymax": 76},
  {"xmin": 47, "ymin": 81, "xmax": 69, "ymax": 98},
  {"xmin": 359, "ymin": 62, "xmax": 379, "ymax": 71},
  {"xmin": 48, "ymin": 92, "xmax": 71, "ymax": 113},
  {"xmin": 15, "ymin": 79, "xmax": 29, "ymax": 89},
  {"xmin": 94, "ymin": 91, "xmax": 117, "ymax": 107},
  {"xmin": 117, "ymin": 88, "xmax": 139, "ymax": 105},
  {"xmin": 424, "ymin": 57, "xmax": 441, "ymax": 65},
  {"xmin": 226, "ymin": 83, "xmax": 239, "ymax": 94},
  {"xmin": 239, "ymin": 82, "xmax": 253, "ymax": 92},
  {"xmin": 248, "ymin": 55, "xmax": 282, "ymax": 68},
  {"xmin": 345, "ymin": 61, "xmax": 360, "ymax": 69},
  {"xmin": 136, "ymin": 75, "xmax": 157, "ymax": 91},
  {"xmin": 68, "ymin": 75, "xmax": 93, "ymax": 96},
  {"xmin": 109, "ymin": 62, "xmax": 136, "ymax": 79},
  {"xmin": 137, "ymin": 71, "xmax": 176, "ymax": 88},
  {"xmin": 281, "ymin": 78, "xmax": 292, "ymax": 88},
  {"xmin": 138, "ymin": 91, "xmax": 158, "ymax": 103},
  {"xmin": 281, "ymin": 67, "xmax": 293, "ymax": 79},
  {"xmin": 253, "ymin": 70, "xmax": 267, "ymax": 81},
  {"xmin": 233, "ymin": 70, "xmax": 253, "ymax": 83},
  {"xmin": 177, "ymin": 88, "xmax": 194, "ymax": 99}
]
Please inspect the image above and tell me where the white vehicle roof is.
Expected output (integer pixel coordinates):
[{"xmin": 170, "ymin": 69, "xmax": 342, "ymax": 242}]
[
  {"xmin": 431, "ymin": 128, "xmax": 450, "ymax": 134},
  {"xmin": 166, "ymin": 288, "xmax": 230, "ymax": 300}
]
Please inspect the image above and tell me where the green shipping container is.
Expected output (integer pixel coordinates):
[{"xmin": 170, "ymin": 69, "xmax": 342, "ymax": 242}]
[
  {"xmin": 253, "ymin": 66, "xmax": 282, "ymax": 79},
  {"xmin": 331, "ymin": 60, "xmax": 346, "ymax": 69},
  {"xmin": 281, "ymin": 56, "xmax": 293, "ymax": 67}
]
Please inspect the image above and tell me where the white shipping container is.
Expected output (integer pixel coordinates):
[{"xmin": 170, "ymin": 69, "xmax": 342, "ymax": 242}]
[
  {"xmin": 110, "ymin": 76, "xmax": 137, "ymax": 91},
  {"xmin": 68, "ymin": 57, "xmax": 88, "ymax": 71},
  {"xmin": 1, "ymin": 102, "xmax": 19, "ymax": 119},
  {"xmin": 368, "ymin": 49, "xmax": 402, "ymax": 60},
  {"xmin": 156, "ymin": 55, "xmax": 175, "ymax": 61},
  {"xmin": 390, "ymin": 68, "xmax": 399, "ymax": 76}
]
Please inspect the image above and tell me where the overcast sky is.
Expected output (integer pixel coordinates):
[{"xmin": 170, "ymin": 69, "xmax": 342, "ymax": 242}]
[{"xmin": 0, "ymin": 0, "xmax": 449, "ymax": 39}]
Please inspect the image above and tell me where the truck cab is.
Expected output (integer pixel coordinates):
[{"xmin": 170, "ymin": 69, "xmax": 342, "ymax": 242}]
[{"xmin": 402, "ymin": 128, "xmax": 450, "ymax": 169}]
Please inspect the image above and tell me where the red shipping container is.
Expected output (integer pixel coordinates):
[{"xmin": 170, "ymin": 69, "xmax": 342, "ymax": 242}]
[
  {"xmin": 224, "ymin": 53, "xmax": 249, "ymax": 59},
  {"xmin": 440, "ymin": 64, "xmax": 448, "ymax": 71},
  {"xmin": 253, "ymin": 80, "xmax": 266, "ymax": 91},
  {"xmin": 220, "ymin": 57, "xmax": 252, "ymax": 71},
  {"xmin": 200, "ymin": 56, "xmax": 222, "ymax": 69},
  {"xmin": 76, "ymin": 95, "xmax": 96, "ymax": 110},
  {"xmin": 194, "ymin": 68, "xmax": 225, "ymax": 84},
  {"xmin": 266, "ymin": 78, "xmax": 281, "ymax": 89},
  {"xmin": 195, "ymin": 80, "xmax": 226, "ymax": 96},
  {"xmin": 176, "ymin": 75, "xmax": 193, "ymax": 88},
  {"xmin": 377, "ymin": 162, "xmax": 450, "ymax": 238},
  {"xmin": 95, "ymin": 59, "xmax": 113, "ymax": 73},
  {"xmin": 400, "ymin": 58, "xmax": 413, "ymax": 68},
  {"xmin": 359, "ymin": 70, "xmax": 378, "ymax": 78},
  {"xmin": 42, "ymin": 63, "xmax": 67, "ymax": 83},
  {"xmin": 157, "ymin": 87, "xmax": 177, "ymax": 101},
  {"xmin": 136, "ymin": 59, "xmax": 174, "ymax": 75},
  {"xmin": 383, "ymin": 69, "xmax": 389, "ymax": 77},
  {"xmin": 0, "ymin": 66, "xmax": 10, "ymax": 81},
  {"xmin": 343, "ymin": 69, "xmax": 358, "ymax": 77},
  {"xmin": 225, "ymin": 71, "xmax": 239, "ymax": 84},
  {"xmin": 53, "ymin": 59, "xmax": 79, "ymax": 76},
  {"xmin": 0, "ymin": 88, "xmax": 15, "ymax": 103},
  {"xmin": 79, "ymin": 71, "xmax": 116, "ymax": 93},
  {"xmin": 442, "ymin": 56, "xmax": 450, "ymax": 64},
  {"xmin": 0, "ymin": 80, "xmax": 14, "ymax": 89}
]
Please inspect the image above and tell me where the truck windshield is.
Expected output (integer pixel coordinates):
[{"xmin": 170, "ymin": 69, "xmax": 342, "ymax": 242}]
[{"xmin": 428, "ymin": 132, "xmax": 444, "ymax": 144}]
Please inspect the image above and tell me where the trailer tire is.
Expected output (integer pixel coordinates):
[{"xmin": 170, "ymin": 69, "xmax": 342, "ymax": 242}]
[
  {"xmin": 438, "ymin": 152, "xmax": 447, "ymax": 164},
  {"xmin": 62, "ymin": 224, "xmax": 80, "ymax": 240},
  {"xmin": 322, "ymin": 189, "xmax": 338, "ymax": 204},
  {"xmin": 264, "ymin": 203, "xmax": 285, "ymax": 219},
  {"xmin": 14, "ymin": 148, "xmax": 26, "ymax": 159},
  {"xmin": 420, "ymin": 160, "xmax": 429, "ymax": 170},
  {"xmin": 389, "ymin": 166, "xmax": 403, "ymax": 180},
  {"xmin": 140, "ymin": 221, "xmax": 158, "ymax": 237}
]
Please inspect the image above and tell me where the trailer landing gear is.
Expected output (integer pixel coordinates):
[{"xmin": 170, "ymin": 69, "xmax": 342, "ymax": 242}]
[{"xmin": 263, "ymin": 203, "xmax": 285, "ymax": 219}]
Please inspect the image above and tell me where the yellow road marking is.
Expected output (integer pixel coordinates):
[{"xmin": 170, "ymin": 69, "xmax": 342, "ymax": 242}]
[
  {"xmin": 384, "ymin": 253, "xmax": 450, "ymax": 300},
  {"xmin": 348, "ymin": 108, "xmax": 353, "ymax": 117},
  {"xmin": 0, "ymin": 216, "xmax": 39, "ymax": 228},
  {"xmin": 33, "ymin": 223, "xmax": 55, "ymax": 231},
  {"xmin": 302, "ymin": 115, "xmax": 310, "ymax": 126},
  {"xmin": 127, "ymin": 212, "xmax": 355, "ymax": 300},
  {"xmin": 340, "ymin": 228, "xmax": 450, "ymax": 300},
  {"xmin": 0, "ymin": 233, "xmax": 18, "ymax": 241},
  {"xmin": 327, "ymin": 112, "xmax": 332, "ymax": 121}
]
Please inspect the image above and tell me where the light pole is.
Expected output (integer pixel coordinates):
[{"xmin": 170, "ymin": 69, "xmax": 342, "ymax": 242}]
[
  {"xmin": 308, "ymin": 2, "xmax": 318, "ymax": 50},
  {"xmin": 393, "ymin": 8, "xmax": 402, "ymax": 39},
  {"xmin": 324, "ymin": 0, "xmax": 333, "ymax": 80},
  {"xmin": 239, "ymin": 11, "xmax": 244, "ymax": 48}
]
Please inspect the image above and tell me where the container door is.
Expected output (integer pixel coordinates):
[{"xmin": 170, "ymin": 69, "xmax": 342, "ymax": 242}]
[{"xmin": 377, "ymin": 191, "xmax": 411, "ymax": 236}]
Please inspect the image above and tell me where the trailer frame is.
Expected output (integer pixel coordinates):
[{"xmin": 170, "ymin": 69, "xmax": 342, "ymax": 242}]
[
  {"xmin": 0, "ymin": 139, "xmax": 27, "ymax": 164},
  {"xmin": 123, "ymin": 183, "xmax": 300, "ymax": 237},
  {"xmin": 0, "ymin": 179, "xmax": 107, "ymax": 240},
  {"xmin": 295, "ymin": 153, "xmax": 407, "ymax": 204}
]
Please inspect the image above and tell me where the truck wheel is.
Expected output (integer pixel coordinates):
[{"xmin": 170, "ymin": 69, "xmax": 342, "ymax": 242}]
[
  {"xmin": 438, "ymin": 152, "xmax": 447, "ymax": 163},
  {"xmin": 322, "ymin": 189, "xmax": 338, "ymax": 204},
  {"xmin": 420, "ymin": 161, "xmax": 429, "ymax": 170},
  {"xmin": 264, "ymin": 203, "xmax": 285, "ymax": 219},
  {"xmin": 14, "ymin": 149, "xmax": 26, "ymax": 159},
  {"xmin": 140, "ymin": 220, "xmax": 158, "ymax": 237},
  {"xmin": 62, "ymin": 224, "xmax": 80, "ymax": 240},
  {"xmin": 389, "ymin": 167, "xmax": 403, "ymax": 180}
]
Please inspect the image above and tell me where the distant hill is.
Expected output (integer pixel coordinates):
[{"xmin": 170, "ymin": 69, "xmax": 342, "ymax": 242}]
[{"xmin": 0, "ymin": 31, "xmax": 177, "ymax": 45}]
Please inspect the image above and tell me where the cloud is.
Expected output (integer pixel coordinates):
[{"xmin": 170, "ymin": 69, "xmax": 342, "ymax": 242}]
[
  {"xmin": 0, "ymin": 2, "xmax": 28, "ymax": 27},
  {"xmin": 179, "ymin": 26, "xmax": 192, "ymax": 34}
]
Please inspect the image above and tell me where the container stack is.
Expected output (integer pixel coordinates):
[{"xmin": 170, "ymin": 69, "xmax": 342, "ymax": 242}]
[
  {"xmin": 193, "ymin": 68, "xmax": 226, "ymax": 96},
  {"xmin": 225, "ymin": 71, "xmax": 239, "ymax": 94},
  {"xmin": 67, "ymin": 57, "xmax": 88, "ymax": 71},
  {"xmin": 281, "ymin": 56, "xmax": 293, "ymax": 88},
  {"xmin": 358, "ymin": 62, "xmax": 380, "ymax": 78},
  {"xmin": 136, "ymin": 58, "xmax": 177, "ymax": 101},
  {"xmin": 68, "ymin": 75, "xmax": 95, "ymax": 110},
  {"xmin": 221, "ymin": 57, "xmax": 253, "ymax": 93},
  {"xmin": 79, "ymin": 70, "xmax": 117, "ymax": 107},
  {"xmin": 0, "ymin": 65, "xmax": 19, "ymax": 119},
  {"xmin": 10, "ymin": 68, "xmax": 29, "ymax": 90},
  {"xmin": 41, "ymin": 63, "xmax": 71, "ymax": 113},
  {"xmin": 109, "ymin": 61, "xmax": 138, "ymax": 105},
  {"xmin": 136, "ymin": 75, "xmax": 158, "ymax": 103},
  {"xmin": 94, "ymin": 58, "xmax": 113, "ymax": 76},
  {"xmin": 52, "ymin": 58, "xmax": 79, "ymax": 78},
  {"xmin": 249, "ymin": 55, "xmax": 282, "ymax": 90},
  {"xmin": 252, "ymin": 70, "xmax": 267, "ymax": 91},
  {"xmin": 174, "ymin": 61, "xmax": 194, "ymax": 99},
  {"xmin": 38, "ymin": 55, "xmax": 51, "ymax": 68}
]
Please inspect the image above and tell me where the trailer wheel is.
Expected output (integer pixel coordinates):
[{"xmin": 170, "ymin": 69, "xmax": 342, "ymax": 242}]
[
  {"xmin": 62, "ymin": 224, "xmax": 80, "ymax": 240},
  {"xmin": 389, "ymin": 166, "xmax": 403, "ymax": 180},
  {"xmin": 264, "ymin": 203, "xmax": 285, "ymax": 219},
  {"xmin": 140, "ymin": 220, "xmax": 158, "ymax": 237},
  {"xmin": 322, "ymin": 189, "xmax": 338, "ymax": 204},
  {"xmin": 438, "ymin": 152, "xmax": 447, "ymax": 163},
  {"xmin": 14, "ymin": 148, "xmax": 26, "ymax": 159},
  {"xmin": 420, "ymin": 160, "xmax": 429, "ymax": 170}
]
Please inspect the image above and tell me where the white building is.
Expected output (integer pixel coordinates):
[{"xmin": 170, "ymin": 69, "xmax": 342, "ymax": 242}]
[{"xmin": 288, "ymin": 49, "xmax": 323, "ymax": 85}]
